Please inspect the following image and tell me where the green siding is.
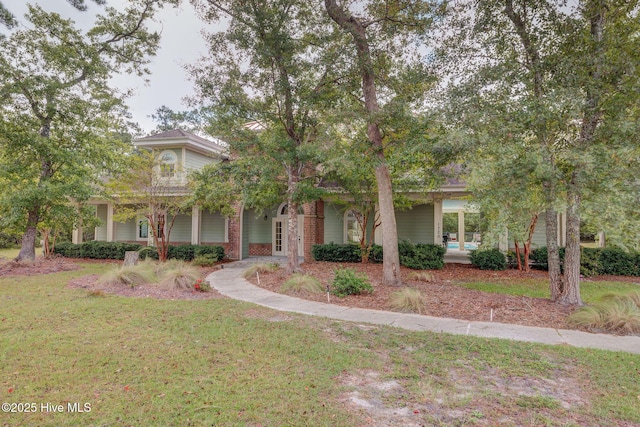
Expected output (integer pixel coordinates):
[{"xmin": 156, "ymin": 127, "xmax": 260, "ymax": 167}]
[
  {"xmin": 201, "ymin": 210, "xmax": 226, "ymax": 242},
  {"xmin": 531, "ymin": 216, "xmax": 547, "ymax": 248},
  {"xmin": 247, "ymin": 210, "xmax": 271, "ymax": 243},
  {"xmin": 396, "ymin": 204, "xmax": 435, "ymax": 244},
  {"xmin": 185, "ymin": 150, "xmax": 215, "ymax": 171},
  {"xmin": 96, "ymin": 204, "xmax": 108, "ymax": 241},
  {"xmin": 170, "ymin": 214, "xmax": 191, "ymax": 243},
  {"xmin": 324, "ymin": 203, "xmax": 344, "ymax": 244},
  {"xmin": 115, "ymin": 218, "xmax": 136, "ymax": 241}
]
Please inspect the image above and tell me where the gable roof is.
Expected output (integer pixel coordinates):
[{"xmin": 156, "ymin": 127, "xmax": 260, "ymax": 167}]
[{"xmin": 134, "ymin": 129, "xmax": 228, "ymax": 159}]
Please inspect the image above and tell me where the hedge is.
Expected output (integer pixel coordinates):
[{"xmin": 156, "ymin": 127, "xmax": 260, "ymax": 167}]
[
  {"xmin": 470, "ymin": 248, "xmax": 507, "ymax": 271},
  {"xmin": 54, "ymin": 241, "xmax": 142, "ymax": 260},
  {"xmin": 311, "ymin": 241, "xmax": 445, "ymax": 270},
  {"xmin": 529, "ymin": 246, "xmax": 640, "ymax": 277},
  {"xmin": 54, "ymin": 242, "xmax": 225, "ymax": 262}
]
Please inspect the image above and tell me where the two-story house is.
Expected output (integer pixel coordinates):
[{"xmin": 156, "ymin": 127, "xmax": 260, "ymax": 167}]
[{"xmin": 81, "ymin": 129, "xmax": 560, "ymax": 261}]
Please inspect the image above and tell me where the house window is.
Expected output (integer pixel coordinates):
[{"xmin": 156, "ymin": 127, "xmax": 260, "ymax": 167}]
[
  {"xmin": 345, "ymin": 210, "xmax": 362, "ymax": 244},
  {"xmin": 137, "ymin": 219, "xmax": 148, "ymax": 240},
  {"xmin": 158, "ymin": 150, "xmax": 177, "ymax": 178}
]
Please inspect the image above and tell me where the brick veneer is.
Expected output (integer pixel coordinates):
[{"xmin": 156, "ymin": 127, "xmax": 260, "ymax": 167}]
[
  {"xmin": 226, "ymin": 202, "xmax": 243, "ymax": 260},
  {"xmin": 303, "ymin": 200, "xmax": 324, "ymax": 261},
  {"xmin": 249, "ymin": 243, "xmax": 272, "ymax": 256}
]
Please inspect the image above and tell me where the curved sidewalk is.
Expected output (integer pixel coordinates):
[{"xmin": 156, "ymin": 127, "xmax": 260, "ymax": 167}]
[{"xmin": 206, "ymin": 260, "xmax": 640, "ymax": 355}]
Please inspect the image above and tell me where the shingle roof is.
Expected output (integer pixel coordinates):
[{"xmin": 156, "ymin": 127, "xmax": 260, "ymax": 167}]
[{"xmin": 134, "ymin": 129, "xmax": 228, "ymax": 158}]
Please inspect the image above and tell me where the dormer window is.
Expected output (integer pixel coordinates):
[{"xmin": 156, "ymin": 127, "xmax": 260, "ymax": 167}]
[{"xmin": 158, "ymin": 150, "xmax": 177, "ymax": 178}]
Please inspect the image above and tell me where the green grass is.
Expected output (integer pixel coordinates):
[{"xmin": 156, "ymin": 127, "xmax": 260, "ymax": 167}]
[
  {"xmin": 0, "ymin": 248, "xmax": 19, "ymax": 259},
  {"xmin": 456, "ymin": 277, "xmax": 640, "ymax": 303},
  {"xmin": 0, "ymin": 262, "xmax": 639, "ymax": 425}
]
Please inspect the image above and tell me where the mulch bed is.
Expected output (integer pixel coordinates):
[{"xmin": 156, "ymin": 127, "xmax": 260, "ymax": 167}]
[{"xmin": 247, "ymin": 261, "xmax": 578, "ymax": 330}]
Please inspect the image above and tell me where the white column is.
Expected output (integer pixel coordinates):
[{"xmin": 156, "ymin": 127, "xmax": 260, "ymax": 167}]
[
  {"xmin": 72, "ymin": 225, "xmax": 83, "ymax": 244},
  {"xmin": 457, "ymin": 210, "xmax": 465, "ymax": 251},
  {"xmin": 106, "ymin": 203, "xmax": 114, "ymax": 242},
  {"xmin": 499, "ymin": 227, "xmax": 509, "ymax": 252},
  {"xmin": 191, "ymin": 205, "xmax": 201, "ymax": 245},
  {"xmin": 433, "ymin": 199, "xmax": 443, "ymax": 246},
  {"xmin": 597, "ymin": 231, "xmax": 605, "ymax": 248}
]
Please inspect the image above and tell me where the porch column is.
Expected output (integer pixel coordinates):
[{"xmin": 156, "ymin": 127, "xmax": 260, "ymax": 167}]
[
  {"xmin": 558, "ymin": 212, "xmax": 567, "ymax": 247},
  {"xmin": 433, "ymin": 198, "xmax": 443, "ymax": 246},
  {"xmin": 499, "ymin": 227, "xmax": 509, "ymax": 252},
  {"xmin": 457, "ymin": 210, "xmax": 465, "ymax": 251},
  {"xmin": 191, "ymin": 205, "xmax": 201, "ymax": 245},
  {"xmin": 72, "ymin": 224, "xmax": 83, "ymax": 244},
  {"xmin": 106, "ymin": 203, "xmax": 114, "ymax": 242}
]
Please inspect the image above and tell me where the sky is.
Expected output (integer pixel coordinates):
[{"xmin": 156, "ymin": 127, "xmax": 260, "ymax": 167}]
[{"xmin": 7, "ymin": 0, "xmax": 213, "ymax": 134}]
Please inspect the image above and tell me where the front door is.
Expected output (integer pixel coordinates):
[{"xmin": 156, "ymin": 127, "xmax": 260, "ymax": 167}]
[{"xmin": 272, "ymin": 215, "xmax": 304, "ymax": 256}]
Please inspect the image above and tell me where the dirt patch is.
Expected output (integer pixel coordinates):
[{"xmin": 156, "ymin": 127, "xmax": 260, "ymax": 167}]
[
  {"xmin": 338, "ymin": 365, "xmax": 599, "ymax": 427},
  {"xmin": 248, "ymin": 262, "xmax": 581, "ymax": 331},
  {"xmin": 67, "ymin": 273, "xmax": 225, "ymax": 300},
  {"xmin": 0, "ymin": 256, "xmax": 84, "ymax": 276}
]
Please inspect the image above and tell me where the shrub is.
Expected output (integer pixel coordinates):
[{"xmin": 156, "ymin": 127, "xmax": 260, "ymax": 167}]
[
  {"xmin": 470, "ymin": 248, "xmax": 506, "ymax": 270},
  {"xmin": 580, "ymin": 247, "xmax": 600, "ymax": 276},
  {"xmin": 53, "ymin": 241, "xmax": 142, "ymax": 260},
  {"xmin": 193, "ymin": 278, "xmax": 211, "ymax": 292},
  {"xmin": 192, "ymin": 253, "xmax": 219, "ymax": 267},
  {"xmin": 531, "ymin": 246, "xmax": 640, "ymax": 276},
  {"xmin": 311, "ymin": 243, "xmax": 361, "ymax": 263},
  {"xmin": 98, "ymin": 263, "xmax": 157, "ymax": 288},
  {"xmin": 0, "ymin": 232, "xmax": 20, "ymax": 249},
  {"xmin": 568, "ymin": 291, "xmax": 640, "ymax": 334},
  {"xmin": 280, "ymin": 274, "xmax": 324, "ymax": 294},
  {"xmin": 390, "ymin": 288, "xmax": 427, "ymax": 314},
  {"xmin": 194, "ymin": 245, "xmax": 225, "ymax": 260},
  {"xmin": 331, "ymin": 268, "xmax": 373, "ymax": 297},
  {"xmin": 311, "ymin": 242, "xmax": 444, "ymax": 269},
  {"xmin": 166, "ymin": 244, "xmax": 225, "ymax": 262},
  {"xmin": 158, "ymin": 260, "xmax": 201, "ymax": 290},
  {"xmin": 599, "ymin": 247, "xmax": 640, "ymax": 276},
  {"xmin": 368, "ymin": 244, "xmax": 383, "ymax": 263},
  {"xmin": 242, "ymin": 263, "xmax": 279, "ymax": 279},
  {"xmin": 138, "ymin": 246, "xmax": 159, "ymax": 260},
  {"xmin": 399, "ymin": 241, "xmax": 445, "ymax": 270},
  {"xmin": 54, "ymin": 242, "xmax": 82, "ymax": 258}
]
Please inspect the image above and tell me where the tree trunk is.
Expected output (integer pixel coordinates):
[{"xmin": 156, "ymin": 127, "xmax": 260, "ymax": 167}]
[
  {"xmin": 559, "ymin": 175, "xmax": 583, "ymax": 306},
  {"xmin": 546, "ymin": 208, "xmax": 563, "ymax": 301},
  {"xmin": 15, "ymin": 207, "xmax": 40, "ymax": 262},
  {"xmin": 123, "ymin": 251, "xmax": 139, "ymax": 266},
  {"xmin": 324, "ymin": 0, "xmax": 401, "ymax": 286},
  {"xmin": 514, "ymin": 240, "xmax": 522, "ymax": 270},
  {"xmin": 287, "ymin": 199, "xmax": 300, "ymax": 274}
]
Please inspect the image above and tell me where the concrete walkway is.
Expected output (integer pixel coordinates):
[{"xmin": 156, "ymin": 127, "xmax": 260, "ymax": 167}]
[{"xmin": 206, "ymin": 259, "xmax": 640, "ymax": 355}]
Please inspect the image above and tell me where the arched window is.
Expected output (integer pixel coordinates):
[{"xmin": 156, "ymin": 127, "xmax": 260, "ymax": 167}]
[
  {"xmin": 344, "ymin": 210, "xmax": 363, "ymax": 244},
  {"xmin": 158, "ymin": 150, "xmax": 177, "ymax": 178}
]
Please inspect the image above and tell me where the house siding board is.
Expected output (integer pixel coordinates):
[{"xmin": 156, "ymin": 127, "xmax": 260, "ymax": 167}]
[
  {"xmin": 201, "ymin": 210, "xmax": 225, "ymax": 242},
  {"xmin": 323, "ymin": 203, "xmax": 344, "ymax": 244},
  {"xmin": 396, "ymin": 204, "xmax": 435, "ymax": 244},
  {"xmin": 247, "ymin": 210, "xmax": 271, "ymax": 243},
  {"xmin": 96, "ymin": 204, "xmax": 108, "ymax": 241},
  {"xmin": 531, "ymin": 216, "xmax": 546, "ymax": 248},
  {"xmin": 169, "ymin": 214, "xmax": 191, "ymax": 242},
  {"xmin": 115, "ymin": 218, "xmax": 136, "ymax": 241},
  {"xmin": 185, "ymin": 150, "xmax": 214, "ymax": 171}
]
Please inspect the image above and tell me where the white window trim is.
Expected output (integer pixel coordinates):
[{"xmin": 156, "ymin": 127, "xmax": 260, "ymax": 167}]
[{"xmin": 344, "ymin": 210, "xmax": 362, "ymax": 245}]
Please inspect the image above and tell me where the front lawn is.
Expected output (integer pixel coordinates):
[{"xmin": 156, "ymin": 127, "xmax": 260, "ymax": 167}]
[{"xmin": 1, "ymin": 261, "xmax": 639, "ymax": 426}]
